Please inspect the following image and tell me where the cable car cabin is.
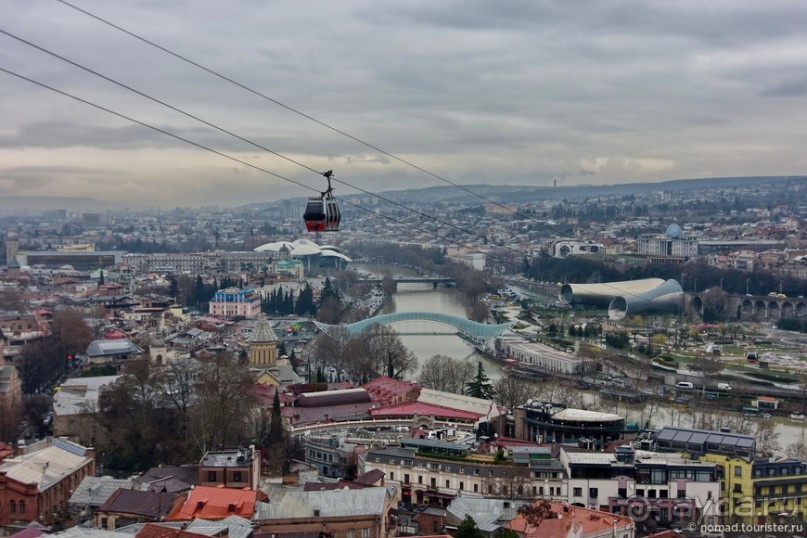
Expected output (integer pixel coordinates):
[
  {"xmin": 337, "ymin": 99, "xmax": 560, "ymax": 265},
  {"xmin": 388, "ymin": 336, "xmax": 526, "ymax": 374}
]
[{"xmin": 303, "ymin": 194, "xmax": 340, "ymax": 232}]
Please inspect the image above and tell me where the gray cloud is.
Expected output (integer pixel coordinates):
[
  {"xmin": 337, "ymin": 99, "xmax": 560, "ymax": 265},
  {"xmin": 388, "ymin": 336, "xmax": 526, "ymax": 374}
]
[{"xmin": 0, "ymin": 0, "xmax": 805, "ymax": 207}]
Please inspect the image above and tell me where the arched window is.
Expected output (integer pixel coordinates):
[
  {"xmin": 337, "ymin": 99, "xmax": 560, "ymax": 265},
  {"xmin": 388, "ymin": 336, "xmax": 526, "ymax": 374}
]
[
  {"xmin": 9, "ymin": 500, "xmax": 16, "ymax": 513},
  {"xmin": 19, "ymin": 500, "xmax": 25, "ymax": 513}
]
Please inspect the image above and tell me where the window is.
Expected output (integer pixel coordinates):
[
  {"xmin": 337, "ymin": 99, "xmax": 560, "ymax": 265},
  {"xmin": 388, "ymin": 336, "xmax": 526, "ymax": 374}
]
[
  {"xmin": 390, "ymin": 472, "xmax": 394, "ymax": 480},
  {"xmin": 431, "ymin": 478, "xmax": 436, "ymax": 487},
  {"xmin": 208, "ymin": 471, "xmax": 217, "ymax": 481},
  {"xmin": 734, "ymin": 467, "xmax": 742, "ymax": 477},
  {"xmin": 404, "ymin": 474, "xmax": 410, "ymax": 484},
  {"xmin": 573, "ymin": 487, "xmax": 583, "ymax": 497},
  {"xmin": 18, "ymin": 500, "xmax": 25, "ymax": 513},
  {"xmin": 460, "ymin": 468, "xmax": 465, "ymax": 474},
  {"xmin": 474, "ymin": 469, "xmax": 480, "ymax": 475},
  {"xmin": 473, "ymin": 484, "xmax": 479, "ymax": 493},
  {"xmin": 418, "ymin": 475, "xmax": 423, "ymax": 484},
  {"xmin": 232, "ymin": 471, "xmax": 242, "ymax": 482},
  {"xmin": 361, "ymin": 530, "xmax": 370, "ymax": 538},
  {"xmin": 460, "ymin": 482, "xmax": 464, "ymax": 491},
  {"xmin": 9, "ymin": 500, "xmax": 15, "ymax": 513},
  {"xmin": 589, "ymin": 488, "xmax": 598, "ymax": 499},
  {"xmin": 660, "ymin": 490, "xmax": 668, "ymax": 499},
  {"xmin": 346, "ymin": 531, "xmax": 354, "ymax": 538},
  {"xmin": 445, "ymin": 480, "xmax": 450, "ymax": 488}
]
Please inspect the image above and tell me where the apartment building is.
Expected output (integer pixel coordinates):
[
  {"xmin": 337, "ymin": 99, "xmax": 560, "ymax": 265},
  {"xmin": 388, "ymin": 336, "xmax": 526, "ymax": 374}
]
[{"xmin": 359, "ymin": 439, "xmax": 566, "ymax": 508}]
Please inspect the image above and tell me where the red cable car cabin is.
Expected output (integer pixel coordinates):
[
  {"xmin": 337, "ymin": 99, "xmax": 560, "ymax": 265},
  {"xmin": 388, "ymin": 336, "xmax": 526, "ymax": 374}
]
[{"xmin": 303, "ymin": 171, "xmax": 341, "ymax": 232}]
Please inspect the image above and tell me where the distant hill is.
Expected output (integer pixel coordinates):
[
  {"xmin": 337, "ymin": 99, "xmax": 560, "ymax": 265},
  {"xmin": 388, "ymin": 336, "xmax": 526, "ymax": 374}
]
[
  {"xmin": 245, "ymin": 175, "xmax": 806, "ymax": 210},
  {"xmin": 0, "ymin": 196, "xmax": 144, "ymax": 214},
  {"xmin": 369, "ymin": 175, "xmax": 805, "ymax": 205}
]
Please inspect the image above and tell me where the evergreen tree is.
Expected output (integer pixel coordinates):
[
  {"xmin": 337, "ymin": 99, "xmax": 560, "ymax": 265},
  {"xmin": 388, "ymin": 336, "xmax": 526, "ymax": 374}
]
[
  {"xmin": 456, "ymin": 515, "xmax": 485, "ymax": 538},
  {"xmin": 98, "ymin": 269, "xmax": 105, "ymax": 286},
  {"xmin": 466, "ymin": 362, "xmax": 495, "ymax": 400},
  {"xmin": 194, "ymin": 275, "xmax": 205, "ymax": 307},
  {"xmin": 168, "ymin": 275, "xmax": 178, "ymax": 298}
]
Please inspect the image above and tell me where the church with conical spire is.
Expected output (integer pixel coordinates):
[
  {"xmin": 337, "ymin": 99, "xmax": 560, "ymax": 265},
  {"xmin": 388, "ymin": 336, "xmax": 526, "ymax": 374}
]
[{"xmin": 248, "ymin": 314, "xmax": 278, "ymax": 366}]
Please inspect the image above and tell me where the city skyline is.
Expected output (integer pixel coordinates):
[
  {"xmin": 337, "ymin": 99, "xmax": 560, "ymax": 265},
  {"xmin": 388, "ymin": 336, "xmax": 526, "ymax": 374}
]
[{"xmin": 2, "ymin": 0, "xmax": 807, "ymax": 207}]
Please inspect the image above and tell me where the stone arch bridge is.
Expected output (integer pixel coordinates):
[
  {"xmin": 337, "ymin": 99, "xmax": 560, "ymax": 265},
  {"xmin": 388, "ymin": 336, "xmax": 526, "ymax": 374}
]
[{"xmin": 684, "ymin": 292, "xmax": 807, "ymax": 321}]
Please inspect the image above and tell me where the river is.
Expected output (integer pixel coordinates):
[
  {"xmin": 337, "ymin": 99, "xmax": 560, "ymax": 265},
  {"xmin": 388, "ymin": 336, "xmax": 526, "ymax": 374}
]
[{"xmin": 353, "ymin": 264, "xmax": 502, "ymax": 381}]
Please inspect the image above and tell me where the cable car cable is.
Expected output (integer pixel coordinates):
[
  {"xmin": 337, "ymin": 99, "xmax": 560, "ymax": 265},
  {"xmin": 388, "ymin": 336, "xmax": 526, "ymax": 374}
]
[
  {"xmin": 0, "ymin": 27, "xmax": 512, "ymax": 244},
  {"xmin": 53, "ymin": 0, "xmax": 570, "ymax": 237},
  {"xmin": 0, "ymin": 63, "xmax": 665, "ymax": 306}
]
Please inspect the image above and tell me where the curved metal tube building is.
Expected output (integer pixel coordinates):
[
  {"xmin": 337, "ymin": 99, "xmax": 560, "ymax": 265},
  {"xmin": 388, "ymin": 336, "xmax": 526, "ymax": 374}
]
[{"xmin": 558, "ymin": 278, "xmax": 683, "ymax": 320}]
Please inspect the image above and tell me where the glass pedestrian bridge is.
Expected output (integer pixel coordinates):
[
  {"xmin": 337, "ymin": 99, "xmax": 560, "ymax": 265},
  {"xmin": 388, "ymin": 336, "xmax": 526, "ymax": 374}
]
[{"xmin": 315, "ymin": 311, "xmax": 514, "ymax": 344}]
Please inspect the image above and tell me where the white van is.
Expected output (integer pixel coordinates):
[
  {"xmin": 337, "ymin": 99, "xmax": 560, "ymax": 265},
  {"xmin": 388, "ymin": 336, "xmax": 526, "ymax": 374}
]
[
  {"xmin": 675, "ymin": 381, "xmax": 694, "ymax": 389},
  {"xmin": 717, "ymin": 382, "xmax": 732, "ymax": 391}
]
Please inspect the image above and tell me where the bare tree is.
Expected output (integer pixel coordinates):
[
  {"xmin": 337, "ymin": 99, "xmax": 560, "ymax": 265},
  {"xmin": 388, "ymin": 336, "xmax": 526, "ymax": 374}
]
[
  {"xmin": 0, "ymin": 388, "xmax": 23, "ymax": 442},
  {"xmin": 154, "ymin": 358, "xmax": 200, "ymax": 432},
  {"xmin": 353, "ymin": 324, "xmax": 417, "ymax": 380},
  {"xmin": 0, "ymin": 288, "xmax": 26, "ymax": 313},
  {"xmin": 49, "ymin": 307, "xmax": 94, "ymax": 357},
  {"xmin": 470, "ymin": 301, "xmax": 490, "ymax": 322},
  {"xmin": 187, "ymin": 352, "xmax": 257, "ymax": 455},
  {"xmin": 418, "ymin": 354, "xmax": 474, "ymax": 394},
  {"xmin": 753, "ymin": 420, "xmax": 780, "ymax": 456},
  {"xmin": 785, "ymin": 431, "xmax": 807, "ymax": 460},
  {"xmin": 312, "ymin": 327, "xmax": 353, "ymax": 380},
  {"xmin": 494, "ymin": 369, "xmax": 534, "ymax": 411}
]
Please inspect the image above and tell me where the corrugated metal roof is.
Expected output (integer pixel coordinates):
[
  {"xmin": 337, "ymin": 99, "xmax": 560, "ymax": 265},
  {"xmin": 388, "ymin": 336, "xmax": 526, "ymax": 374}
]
[
  {"xmin": 98, "ymin": 489, "xmax": 177, "ymax": 519},
  {"xmin": 418, "ymin": 389, "xmax": 501, "ymax": 418},
  {"xmin": 69, "ymin": 476, "xmax": 136, "ymax": 507},
  {"xmin": 447, "ymin": 497, "xmax": 528, "ymax": 533},
  {"xmin": 86, "ymin": 339, "xmax": 144, "ymax": 357},
  {"xmin": 0, "ymin": 440, "xmax": 93, "ymax": 492},
  {"xmin": 254, "ymin": 486, "xmax": 391, "ymax": 520}
]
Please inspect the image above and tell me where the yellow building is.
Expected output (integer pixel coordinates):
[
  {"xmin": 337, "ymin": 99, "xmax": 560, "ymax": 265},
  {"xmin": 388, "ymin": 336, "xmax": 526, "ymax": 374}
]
[{"xmin": 700, "ymin": 454, "xmax": 807, "ymax": 524}]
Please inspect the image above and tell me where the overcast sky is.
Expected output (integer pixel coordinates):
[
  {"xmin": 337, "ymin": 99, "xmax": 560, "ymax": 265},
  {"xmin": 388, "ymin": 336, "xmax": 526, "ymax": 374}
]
[{"xmin": 2, "ymin": 0, "xmax": 807, "ymax": 208}]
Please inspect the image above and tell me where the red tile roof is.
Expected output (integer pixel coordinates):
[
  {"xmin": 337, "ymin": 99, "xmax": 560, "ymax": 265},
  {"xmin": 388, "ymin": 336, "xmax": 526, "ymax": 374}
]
[
  {"xmin": 362, "ymin": 376, "xmax": 421, "ymax": 404},
  {"xmin": 165, "ymin": 485, "xmax": 262, "ymax": 521},
  {"xmin": 369, "ymin": 401, "xmax": 483, "ymax": 421},
  {"xmin": 506, "ymin": 501, "xmax": 634, "ymax": 538}
]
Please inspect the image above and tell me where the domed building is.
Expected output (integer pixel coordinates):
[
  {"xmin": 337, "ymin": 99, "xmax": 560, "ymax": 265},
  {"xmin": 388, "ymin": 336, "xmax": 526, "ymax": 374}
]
[
  {"xmin": 254, "ymin": 238, "xmax": 351, "ymax": 272},
  {"xmin": 638, "ymin": 222, "xmax": 697, "ymax": 259},
  {"xmin": 665, "ymin": 223, "xmax": 683, "ymax": 239}
]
